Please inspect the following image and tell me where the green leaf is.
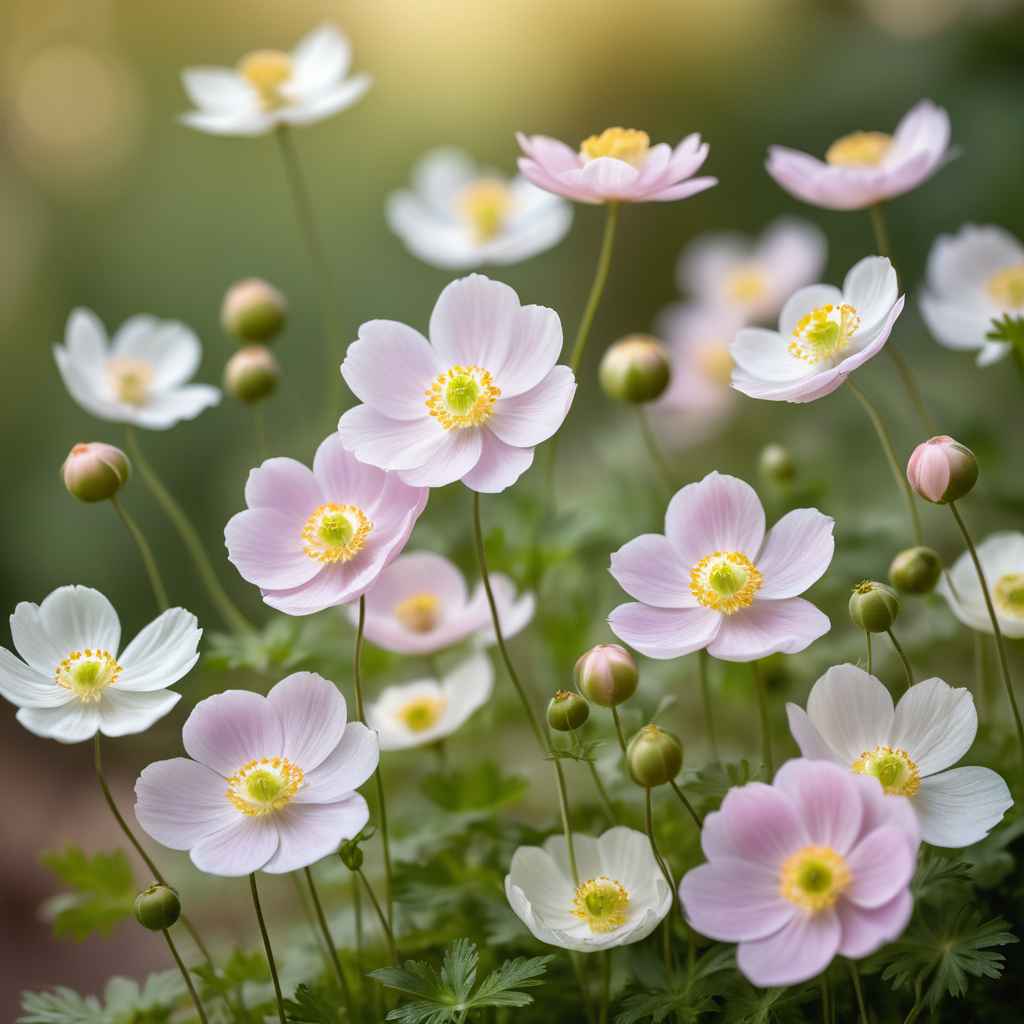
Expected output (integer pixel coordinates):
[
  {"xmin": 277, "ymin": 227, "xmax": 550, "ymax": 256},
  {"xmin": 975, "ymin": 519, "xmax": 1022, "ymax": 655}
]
[
  {"xmin": 18, "ymin": 989, "xmax": 109, "ymax": 1024},
  {"xmin": 420, "ymin": 761, "xmax": 528, "ymax": 813},
  {"xmin": 193, "ymin": 948, "xmax": 270, "ymax": 999},
  {"xmin": 40, "ymin": 846, "xmax": 135, "ymax": 941},
  {"xmin": 615, "ymin": 946, "xmax": 734, "ymax": 1023},
  {"xmin": 285, "ymin": 983, "xmax": 342, "ymax": 1023},
  {"xmin": 19, "ymin": 972, "xmax": 186, "ymax": 1023},
  {"xmin": 469, "ymin": 953, "xmax": 553, "ymax": 1008},
  {"xmin": 438, "ymin": 937, "xmax": 478, "ymax": 1002}
]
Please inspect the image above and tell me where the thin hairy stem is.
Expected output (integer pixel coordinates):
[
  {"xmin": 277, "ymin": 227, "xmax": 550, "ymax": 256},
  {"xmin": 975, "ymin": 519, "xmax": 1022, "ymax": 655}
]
[
  {"xmin": 110, "ymin": 496, "xmax": 168, "ymax": 611},
  {"xmin": 752, "ymin": 661, "xmax": 774, "ymax": 777},
  {"xmin": 610, "ymin": 705, "xmax": 628, "ymax": 757},
  {"xmin": 848, "ymin": 959, "xmax": 869, "ymax": 1024},
  {"xmin": 887, "ymin": 629, "xmax": 914, "ymax": 690},
  {"xmin": 553, "ymin": 758, "xmax": 579, "ymax": 885},
  {"xmin": 644, "ymin": 788, "xmax": 675, "ymax": 973},
  {"xmin": 669, "ymin": 779, "xmax": 703, "ymax": 829},
  {"xmin": 636, "ymin": 407, "xmax": 675, "ymax": 492},
  {"xmin": 698, "ymin": 650, "xmax": 720, "ymax": 762},
  {"xmin": 163, "ymin": 929, "xmax": 209, "ymax": 1024},
  {"xmin": 249, "ymin": 873, "xmax": 286, "ymax": 1024},
  {"xmin": 304, "ymin": 867, "xmax": 355, "ymax": 1019},
  {"xmin": 865, "ymin": 630, "xmax": 873, "ymax": 675},
  {"xmin": 357, "ymin": 868, "xmax": 399, "ymax": 964},
  {"xmin": 570, "ymin": 202, "xmax": 620, "ymax": 373}
]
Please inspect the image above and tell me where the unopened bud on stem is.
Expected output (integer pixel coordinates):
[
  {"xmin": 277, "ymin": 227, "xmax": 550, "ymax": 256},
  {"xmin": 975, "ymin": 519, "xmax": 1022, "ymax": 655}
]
[
  {"xmin": 599, "ymin": 335, "xmax": 671, "ymax": 404},
  {"xmin": 627, "ymin": 724, "xmax": 683, "ymax": 788},
  {"xmin": 547, "ymin": 690, "xmax": 590, "ymax": 731},
  {"xmin": 575, "ymin": 643, "xmax": 638, "ymax": 707},
  {"xmin": 134, "ymin": 883, "xmax": 181, "ymax": 931},
  {"xmin": 225, "ymin": 345, "xmax": 280, "ymax": 403},
  {"xmin": 62, "ymin": 442, "xmax": 130, "ymax": 503},
  {"xmin": 907, "ymin": 436, "xmax": 978, "ymax": 504},
  {"xmin": 221, "ymin": 278, "xmax": 287, "ymax": 342},
  {"xmin": 889, "ymin": 546, "xmax": 943, "ymax": 595},
  {"xmin": 849, "ymin": 580, "xmax": 900, "ymax": 633}
]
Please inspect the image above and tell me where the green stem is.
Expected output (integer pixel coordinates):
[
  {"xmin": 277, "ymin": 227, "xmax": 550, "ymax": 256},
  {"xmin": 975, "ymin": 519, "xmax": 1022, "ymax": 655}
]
[
  {"xmin": 587, "ymin": 760, "xmax": 618, "ymax": 825},
  {"xmin": 304, "ymin": 867, "xmax": 355, "ymax": 1020},
  {"xmin": 887, "ymin": 629, "xmax": 914, "ymax": 690},
  {"xmin": 163, "ymin": 928, "xmax": 209, "ymax": 1024},
  {"xmin": 698, "ymin": 650, "xmax": 719, "ymax": 763},
  {"xmin": 752, "ymin": 661, "xmax": 774, "ymax": 777},
  {"xmin": 553, "ymin": 758, "xmax": 579, "ymax": 885},
  {"xmin": 249, "ymin": 873, "xmax": 286, "ymax": 1024},
  {"xmin": 569, "ymin": 952, "xmax": 597, "ymax": 1024},
  {"xmin": 868, "ymin": 204, "xmax": 892, "ymax": 262},
  {"xmin": 291, "ymin": 873, "xmax": 335, "ymax": 983},
  {"xmin": 669, "ymin": 779, "xmax": 703, "ymax": 829},
  {"xmin": 357, "ymin": 867, "xmax": 399, "ymax": 964},
  {"xmin": 820, "ymin": 975, "xmax": 830, "ymax": 1024},
  {"xmin": 253, "ymin": 405, "xmax": 267, "ymax": 463},
  {"xmin": 599, "ymin": 950, "xmax": 611, "ymax": 1024},
  {"xmin": 636, "ymin": 407, "xmax": 674, "ymax": 493},
  {"xmin": 125, "ymin": 428, "xmax": 252, "ymax": 634},
  {"xmin": 949, "ymin": 501, "xmax": 1024, "ymax": 764},
  {"xmin": 847, "ymin": 959, "xmax": 869, "ymax": 1024},
  {"xmin": 903, "ymin": 978, "xmax": 924, "ymax": 1024},
  {"xmin": 846, "ymin": 379, "xmax": 923, "ymax": 547},
  {"xmin": 644, "ymin": 788, "xmax": 675, "ymax": 973},
  {"xmin": 865, "ymin": 631, "xmax": 873, "ymax": 675},
  {"xmin": 610, "ymin": 705, "xmax": 628, "ymax": 757},
  {"xmin": 110, "ymin": 495, "xmax": 169, "ymax": 611},
  {"xmin": 570, "ymin": 202, "xmax": 620, "ymax": 373}
]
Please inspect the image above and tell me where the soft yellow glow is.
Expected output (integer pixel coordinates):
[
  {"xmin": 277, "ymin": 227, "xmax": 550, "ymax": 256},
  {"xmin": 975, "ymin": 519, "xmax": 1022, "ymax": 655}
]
[
  {"xmin": 227, "ymin": 757, "xmax": 304, "ymax": 816},
  {"xmin": 690, "ymin": 551, "xmax": 763, "ymax": 614},
  {"xmin": 426, "ymin": 365, "xmax": 501, "ymax": 430},
  {"xmin": 825, "ymin": 131, "xmax": 893, "ymax": 167},
  {"xmin": 852, "ymin": 745, "xmax": 921, "ymax": 796},
  {"xmin": 460, "ymin": 179, "xmax": 512, "ymax": 242},
  {"xmin": 571, "ymin": 876, "xmax": 630, "ymax": 933},
  {"xmin": 394, "ymin": 593, "xmax": 442, "ymax": 633},
  {"xmin": 301, "ymin": 503, "xmax": 373, "ymax": 563},
  {"xmin": 238, "ymin": 50, "xmax": 293, "ymax": 109},
  {"xmin": 779, "ymin": 846, "xmax": 851, "ymax": 911},
  {"xmin": 788, "ymin": 304, "xmax": 860, "ymax": 364},
  {"xmin": 725, "ymin": 265, "xmax": 768, "ymax": 305},
  {"xmin": 987, "ymin": 266, "xmax": 1024, "ymax": 311},
  {"xmin": 580, "ymin": 128, "xmax": 650, "ymax": 166},
  {"xmin": 398, "ymin": 695, "xmax": 447, "ymax": 732},
  {"xmin": 994, "ymin": 573, "xmax": 1024, "ymax": 620},
  {"xmin": 108, "ymin": 358, "xmax": 153, "ymax": 406}
]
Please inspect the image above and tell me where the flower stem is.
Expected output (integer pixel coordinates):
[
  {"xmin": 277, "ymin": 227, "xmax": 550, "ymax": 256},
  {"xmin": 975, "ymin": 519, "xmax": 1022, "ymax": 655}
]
[
  {"xmin": 752, "ymin": 661, "xmax": 774, "ymax": 778},
  {"xmin": 569, "ymin": 952, "xmax": 598, "ymax": 1024},
  {"xmin": 847, "ymin": 959, "xmax": 869, "ymax": 1024},
  {"xmin": 125, "ymin": 428, "xmax": 253, "ymax": 634},
  {"xmin": 352, "ymin": 595, "xmax": 394, "ymax": 930},
  {"xmin": 887, "ymin": 629, "xmax": 914, "ymax": 690},
  {"xmin": 110, "ymin": 495, "xmax": 168, "ymax": 611},
  {"xmin": 569, "ymin": 202, "xmax": 620, "ymax": 373},
  {"xmin": 553, "ymin": 758, "xmax": 580, "ymax": 885},
  {"xmin": 599, "ymin": 950, "xmax": 611, "ymax": 1024},
  {"xmin": 163, "ymin": 928, "xmax": 209, "ymax": 1024},
  {"xmin": 636, "ymin": 407, "xmax": 674, "ymax": 493},
  {"xmin": 669, "ymin": 779, "xmax": 703, "ymax": 829},
  {"xmin": 304, "ymin": 866, "xmax": 355, "ymax": 1020},
  {"xmin": 698, "ymin": 650, "xmax": 720, "ymax": 763},
  {"xmin": 644, "ymin": 788, "xmax": 675, "ymax": 973},
  {"xmin": 865, "ymin": 631, "xmax": 873, "ymax": 675},
  {"xmin": 846, "ymin": 379, "xmax": 924, "ymax": 547},
  {"xmin": 610, "ymin": 705, "xmax": 628, "ymax": 757},
  {"xmin": 587, "ymin": 761, "xmax": 618, "ymax": 825},
  {"xmin": 356, "ymin": 867, "xmax": 399, "ymax": 964},
  {"xmin": 248, "ymin": 873, "xmax": 286, "ymax": 1024},
  {"xmin": 948, "ymin": 501, "xmax": 1024, "ymax": 763}
]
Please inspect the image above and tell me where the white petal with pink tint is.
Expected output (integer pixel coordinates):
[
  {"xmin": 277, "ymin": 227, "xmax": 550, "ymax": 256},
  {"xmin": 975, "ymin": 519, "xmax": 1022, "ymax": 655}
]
[
  {"xmin": 608, "ymin": 603, "xmax": 720, "ymax": 660},
  {"xmin": 461, "ymin": 432, "xmax": 534, "ymax": 493},
  {"xmin": 665, "ymin": 472, "xmax": 766, "ymax": 564},
  {"xmin": 708, "ymin": 598, "xmax": 829, "ymax": 661},
  {"xmin": 756, "ymin": 509, "xmax": 835, "ymax": 599},
  {"xmin": 488, "ymin": 366, "xmax": 576, "ymax": 448},
  {"xmin": 609, "ymin": 534, "xmax": 695, "ymax": 608},
  {"xmin": 183, "ymin": 690, "xmax": 283, "ymax": 776}
]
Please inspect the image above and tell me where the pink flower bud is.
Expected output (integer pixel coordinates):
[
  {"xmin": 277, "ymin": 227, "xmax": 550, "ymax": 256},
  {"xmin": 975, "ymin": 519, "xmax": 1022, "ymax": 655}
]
[
  {"xmin": 224, "ymin": 345, "xmax": 280, "ymax": 403},
  {"xmin": 62, "ymin": 442, "xmax": 130, "ymax": 502},
  {"xmin": 907, "ymin": 435, "xmax": 978, "ymax": 504},
  {"xmin": 574, "ymin": 643, "xmax": 638, "ymax": 707},
  {"xmin": 221, "ymin": 278, "xmax": 287, "ymax": 342}
]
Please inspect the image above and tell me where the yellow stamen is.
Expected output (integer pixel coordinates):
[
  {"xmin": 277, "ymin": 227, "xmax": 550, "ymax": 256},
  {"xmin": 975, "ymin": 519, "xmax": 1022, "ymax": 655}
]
[
  {"xmin": 398, "ymin": 695, "xmax": 447, "ymax": 732},
  {"xmin": 994, "ymin": 573, "xmax": 1024, "ymax": 620},
  {"xmin": 237, "ymin": 49, "xmax": 293, "ymax": 110},
  {"xmin": 689, "ymin": 551, "xmax": 763, "ymax": 614},
  {"xmin": 55, "ymin": 649, "xmax": 122, "ymax": 703},
  {"xmin": 425, "ymin": 365, "xmax": 501, "ymax": 430},
  {"xmin": 987, "ymin": 265, "xmax": 1024, "ymax": 311},
  {"xmin": 459, "ymin": 179, "xmax": 512, "ymax": 243},
  {"xmin": 852, "ymin": 745, "xmax": 921, "ymax": 796},
  {"xmin": 788, "ymin": 303, "xmax": 861, "ymax": 364},
  {"xmin": 394, "ymin": 593, "xmax": 441, "ymax": 634},
  {"xmin": 725, "ymin": 265, "xmax": 768, "ymax": 305},
  {"xmin": 301, "ymin": 503, "xmax": 372, "ymax": 564},
  {"xmin": 108, "ymin": 358, "xmax": 153, "ymax": 406},
  {"xmin": 779, "ymin": 846, "xmax": 851, "ymax": 912},
  {"xmin": 580, "ymin": 128, "xmax": 650, "ymax": 166},
  {"xmin": 571, "ymin": 876, "xmax": 631, "ymax": 933},
  {"xmin": 825, "ymin": 131, "xmax": 893, "ymax": 168},
  {"xmin": 226, "ymin": 756, "xmax": 304, "ymax": 816}
]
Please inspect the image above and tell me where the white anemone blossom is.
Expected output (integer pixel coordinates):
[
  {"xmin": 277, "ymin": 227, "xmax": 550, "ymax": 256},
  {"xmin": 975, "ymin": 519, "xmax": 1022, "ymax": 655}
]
[
  {"xmin": 180, "ymin": 24, "xmax": 370, "ymax": 137},
  {"xmin": 938, "ymin": 531, "xmax": 1024, "ymax": 638},
  {"xmin": 0, "ymin": 586, "xmax": 201, "ymax": 743},
  {"xmin": 55, "ymin": 309, "xmax": 220, "ymax": 430}
]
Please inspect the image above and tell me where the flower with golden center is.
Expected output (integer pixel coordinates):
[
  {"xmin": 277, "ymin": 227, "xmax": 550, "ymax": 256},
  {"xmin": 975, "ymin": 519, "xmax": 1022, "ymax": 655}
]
[
  {"xmin": 107, "ymin": 358, "xmax": 154, "ymax": 406},
  {"xmin": 788, "ymin": 303, "xmax": 861, "ymax": 364},
  {"xmin": 301, "ymin": 503, "xmax": 373, "ymax": 564},
  {"xmin": 393, "ymin": 593, "xmax": 442, "ymax": 634},
  {"xmin": 778, "ymin": 846, "xmax": 851, "ymax": 912},
  {"xmin": 425, "ymin": 365, "xmax": 502, "ymax": 430},
  {"xmin": 572, "ymin": 876, "xmax": 631, "ymax": 933},
  {"xmin": 994, "ymin": 573, "xmax": 1024, "ymax": 619},
  {"xmin": 939, "ymin": 531, "xmax": 1024, "ymax": 638},
  {"xmin": 825, "ymin": 131, "xmax": 892, "ymax": 167},
  {"xmin": 579, "ymin": 128, "xmax": 650, "ymax": 166},
  {"xmin": 237, "ymin": 49, "xmax": 292, "ymax": 110},
  {"xmin": 227, "ymin": 756, "xmax": 305, "ymax": 815},
  {"xmin": 459, "ymin": 179, "xmax": 512, "ymax": 243},
  {"xmin": 55, "ymin": 649, "xmax": 122, "ymax": 703},
  {"xmin": 852, "ymin": 746, "xmax": 921, "ymax": 796},
  {"xmin": 689, "ymin": 551, "xmax": 764, "ymax": 615}
]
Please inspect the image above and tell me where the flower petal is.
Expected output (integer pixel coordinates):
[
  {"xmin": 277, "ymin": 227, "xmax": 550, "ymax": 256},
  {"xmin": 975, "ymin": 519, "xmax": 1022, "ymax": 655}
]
[
  {"xmin": 804, "ymin": 664, "xmax": 895, "ymax": 765},
  {"xmin": 16, "ymin": 702, "xmax": 101, "ymax": 743},
  {"xmin": 181, "ymin": 68, "xmax": 258, "ymax": 113},
  {"xmin": 737, "ymin": 910, "xmax": 840, "ymax": 987},
  {"xmin": 460, "ymin": 431, "xmax": 533, "ymax": 493},
  {"xmin": 135, "ymin": 757, "xmax": 239, "ymax": 848},
  {"xmin": 845, "ymin": 826, "xmax": 916, "ymax": 908},
  {"xmin": 913, "ymin": 767, "xmax": 1013, "ymax": 848},
  {"xmin": 190, "ymin": 817, "xmax": 279, "ymax": 876},
  {"xmin": 117, "ymin": 608, "xmax": 201, "ymax": 692},
  {"xmin": 38, "ymin": 586, "xmax": 121, "ymax": 665},
  {"xmin": 487, "ymin": 366, "xmax": 575, "ymax": 448},
  {"xmin": 680, "ymin": 859, "xmax": 794, "ymax": 942},
  {"xmin": 785, "ymin": 703, "xmax": 842, "ymax": 762},
  {"xmin": 428, "ymin": 274, "xmax": 522, "ymax": 372},
  {"xmin": 779, "ymin": 284, "xmax": 844, "ymax": 336},
  {"xmin": 244, "ymin": 458, "xmax": 323, "ymax": 519},
  {"xmin": 98, "ymin": 689, "xmax": 180, "ymax": 736},
  {"xmin": 288, "ymin": 24, "xmax": 351, "ymax": 96},
  {"xmin": 267, "ymin": 672, "xmax": 349, "ymax": 771},
  {"xmin": 399, "ymin": 428, "xmax": 483, "ymax": 488},
  {"xmin": 298, "ymin": 723, "xmax": 379, "ymax": 802},
  {"xmin": 664, "ymin": 472, "xmax": 766, "ymax": 566},
  {"xmin": 111, "ymin": 318, "xmax": 201, "ymax": 390},
  {"xmin": 772, "ymin": 759, "xmax": 864, "ymax": 854},
  {"xmin": 225, "ymin": 508, "xmax": 321, "ymax": 590},
  {"xmin": 701, "ymin": 781, "xmax": 810, "ymax": 866},
  {"xmin": 609, "ymin": 534, "xmax": 695, "ymax": 608},
  {"xmin": 756, "ymin": 509, "xmax": 835, "ymax": 599},
  {"xmin": 707, "ymin": 597, "xmax": 829, "ymax": 662},
  {"xmin": 338, "ymin": 404, "xmax": 448, "ymax": 472},
  {"xmin": 607, "ymin": 603, "xmax": 721, "ymax": 660},
  {"xmin": 887, "ymin": 677, "xmax": 977, "ymax": 776},
  {"xmin": 183, "ymin": 690, "xmax": 283, "ymax": 776},
  {"xmin": 0, "ymin": 648, "xmax": 67, "ymax": 708},
  {"xmin": 837, "ymin": 889, "xmax": 912, "ymax": 958},
  {"xmin": 262, "ymin": 795, "xmax": 370, "ymax": 874}
]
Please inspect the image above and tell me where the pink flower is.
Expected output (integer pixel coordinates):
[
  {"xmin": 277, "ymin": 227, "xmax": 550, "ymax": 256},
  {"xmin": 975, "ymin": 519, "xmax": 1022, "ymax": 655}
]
[
  {"xmin": 354, "ymin": 551, "xmax": 533, "ymax": 655},
  {"xmin": 906, "ymin": 435, "xmax": 978, "ymax": 504},
  {"xmin": 338, "ymin": 275, "xmax": 576, "ymax": 493},
  {"xmin": 608, "ymin": 472, "xmax": 833, "ymax": 661},
  {"xmin": 135, "ymin": 672, "xmax": 378, "ymax": 876},
  {"xmin": 679, "ymin": 759, "xmax": 920, "ymax": 987},
  {"xmin": 516, "ymin": 128, "xmax": 716, "ymax": 205},
  {"xmin": 225, "ymin": 433, "xmax": 427, "ymax": 616},
  {"xmin": 766, "ymin": 100, "xmax": 951, "ymax": 211}
]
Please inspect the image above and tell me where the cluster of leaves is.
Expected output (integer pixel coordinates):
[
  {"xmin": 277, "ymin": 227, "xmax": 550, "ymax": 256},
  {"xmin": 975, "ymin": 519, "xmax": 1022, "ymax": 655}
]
[{"xmin": 39, "ymin": 847, "xmax": 136, "ymax": 941}]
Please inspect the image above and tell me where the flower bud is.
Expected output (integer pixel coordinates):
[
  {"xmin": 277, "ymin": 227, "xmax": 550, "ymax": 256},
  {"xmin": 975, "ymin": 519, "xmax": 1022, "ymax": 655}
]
[
  {"xmin": 906, "ymin": 436, "xmax": 978, "ymax": 504},
  {"xmin": 339, "ymin": 838, "xmax": 364, "ymax": 871},
  {"xmin": 758, "ymin": 444, "xmax": 796, "ymax": 485},
  {"xmin": 627, "ymin": 724, "xmax": 683, "ymax": 788},
  {"xmin": 574, "ymin": 643, "xmax": 638, "ymax": 707},
  {"xmin": 221, "ymin": 278, "xmax": 287, "ymax": 342},
  {"xmin": 547, "ymin": 690, "xmax": 590, "ymax": 732},
  {"xmin": 849, "ymin": 580, "xmax": 900, "ymax": 633},
  {"xmin": 598, "ymin": 335, "xmax": 671, "ymax": 404},
  {"xmin": 889, "ymin": 546, "xmax": 943, "ymax": 595},
  {"xmin": 133, "ymin": 883, "xmax": 181, "ymax": 931},
  {"xmin": 224, "ymin": 346, "xmax": 280, "ymax": 403},
  {"xmin": 62, "ymin": 442, "xmax": 130, "ymax": 503}
]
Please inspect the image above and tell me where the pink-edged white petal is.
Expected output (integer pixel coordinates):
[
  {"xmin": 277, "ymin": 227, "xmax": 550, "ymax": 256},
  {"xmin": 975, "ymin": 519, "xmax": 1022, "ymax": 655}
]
[
  {"xmin": 737, "ymin": 909, "xmax": 841, "ymax": 986},
  {"xmin": 428, "ymin": 274, "xmax": 523, "ymax": 372},
  {"xmin": 487, "ymin": 366, "xmax": 575, "ymax": 448},
  {"xmin": 785, "ymin": 703, "xmax": 842, "ymax": 763},
  {"xmin": 311, "ymin": 432, "xmax": 391, "ymax": 509},
  {"xmin": 664, "ymin": 472, "xmax": 766, "ymax": 566},
  {"xmin": 183, "ymin": 690, "xmax": 284, "ymax": 776},
  {"xmin": 460, "ymin": 431, "xmax": 533, "ymax": 493},
  {"xmin": 190, "ymin": 816, "xmax": 279, "ymax": 876},
  {"xmin": 225, "ymin": 508, "xmax": 321, "ymax": 590},
  {"xmin": 298, "ymin": 723, "xmax": 379, "ymax": 803},
  {"xmin": 262, "ymin": 796, "xmax": 369, "ymax": 873},
  {"xmin": 837, "ymin": 889, "xmax": 912, "ymax": 958},
  {"xmin": 608, "ymin": 602, "xmax": 721, "ymax": 660},
  {"xmin": 268, "ymin": 672, "xmax": 348, "ymax": 771},
  {"xmin": 779, "ymin": 284, "xmax": 845, "ymax": 336},
  {"xmin": 804, "ymin": 664, "xmax": 895, "ymax": 765},
  {"xmin": 887, "ymin": 677, "xmax": 976, "ymax": 775},
  {"xmin": 913, "ymin": 767, "xmax": 1013, "ymax": 848},
  {"xmin": 756, "ymin": 509, "xmax": 835, "ymax": 599},
  {"xmin": 135, "ymin": 757, "xmax": 239, "ymax": 849},
  {"xmin": 707, "ymin": 597, "xmax": 829, "ymax": 662},
  {"xmin": 680, "ymin": 859, "xmax": 794, "ymax": 942},
  {"xmin": 338, "ymin": 404, "xmax": 448, "ymax": 472},
  {"xmin": 243, "ymin": 458, "xmax": 324, "ymax": 519},
  {"xmin": 845, "ymin": 825, "xmax": 917, "ymax": 908},
  {"xmin": 772, "ymin": 760, "xmax": 864, "ymax": 854},
  {"xmin": 701, "ymin": 782, "xmax": 810, "ymax": 866},
  {"xmin": 609, "ymin": 534, "xmax": 695, "ymax": 608},
  {"xmin": 117, "ymin": 608, "xmax": 201, "ymax": 692},
  {"xmin": 399, "ymin": 428, "xmax": 483, "ymax": 488}
]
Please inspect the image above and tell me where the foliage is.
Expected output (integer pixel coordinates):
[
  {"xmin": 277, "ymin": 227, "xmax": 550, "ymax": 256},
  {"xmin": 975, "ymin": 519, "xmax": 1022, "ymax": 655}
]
[
  {"xmin": 39, "ymin": 847, "xmax": 136, "ymax": 941},
  {"xmin": 19, "ymin": 973, "xmax": 184, "ymax": 1024}
]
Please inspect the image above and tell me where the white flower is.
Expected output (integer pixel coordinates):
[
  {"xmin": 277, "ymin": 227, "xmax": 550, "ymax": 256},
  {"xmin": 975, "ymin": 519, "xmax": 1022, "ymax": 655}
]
[
  {"xmin": 387, "ymin": 148, "xmax": 572, "ymax": 269},
  {"xmin": 920, "ymin": 225, "xmax": 1024, "ymax": 367},
  {"xmin": 938, "ymin": 531, "xmax": 1024, "ymax": 637},
  {"xmin": 505, "ymin": 827, "xmax": 673, "ymax": 952},
  {"xmin": 54, "ymin": 309, "xmax": 220, "ymax": 430},
  {"xmin": 786, "ymin": 664, "xmax": 1012, "ymax": 848},
  {"xmin": 180, "ymin": 24, "xmax": 370, "ymax": 137},
  {"xmin": 0, "ymin": 586, "xmax": 201, "ymax": 743},
  {"xmin": 366, "ymin": 652, "xmax": 493, "ymax": 751}
]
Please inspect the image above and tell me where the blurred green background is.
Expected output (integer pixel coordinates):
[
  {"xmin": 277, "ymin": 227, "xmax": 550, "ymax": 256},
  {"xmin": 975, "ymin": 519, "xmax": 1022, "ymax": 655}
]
[{"xmin": 3, "ymin": 0, "xmax": 1024, "ymax": 1016}]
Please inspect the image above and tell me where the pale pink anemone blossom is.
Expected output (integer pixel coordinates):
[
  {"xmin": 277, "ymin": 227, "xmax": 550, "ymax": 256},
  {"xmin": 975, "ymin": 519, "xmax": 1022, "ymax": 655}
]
[
  {"xmin": 516, "ymin": 128, "xmax": 716, "ymax": 205},
  {"xmin": 135, "ymin": 672, "xmax": 377, "ymax": 876},
  {"xmin": 225, "ymin": 433, "xmax": 427, "ymax": 616},
  {"xmin": 766, "ymin": 99, "xmax": 951, "ymax": 211},
  {"xmin": 353, "ymin": 551, "xmax": 534, "ymax": 656},
  {"xmin": 730, "ymin": 256, "xmax": 905, "ymax": 403},
  {"xmin": 679, "ymin": 759, "xmax": 920, "ymax": 987},
  {"xmin": 338, "ymin": 275, "xmax": 576, "ymax": 493},
  {"xmin": 676, "ymin": 218, "xmax": 827, "ymax": 323},
  {"xmin": 608, "ymin": 472, "xmax": 833, "ymax": 661}
]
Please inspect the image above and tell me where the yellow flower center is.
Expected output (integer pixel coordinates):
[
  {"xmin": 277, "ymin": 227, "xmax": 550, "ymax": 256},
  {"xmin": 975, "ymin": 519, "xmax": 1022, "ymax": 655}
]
[
  {"xmin": 779, "ymin": 845, "xmax": 851, "ymax": 912},
  {"xmin": 108, "ymin": 358, "xmax": 153, "ymax": 406},
  {"xmin": 725, "ymin": 265, "xmax": 769, "ymax": 305},
  {"xmin": 852, "ymin": 745, "xmax": 921, "ymax": 796},
  {"xmin": 459, "ymin": 179, "xmax": 512, "ymax": 243},
  {"xmin": 690, "ymin": 551, "xmax": 763, "ymax": 614},
  {"xmin": 994, "ymin": 573, "xmax": 1024, "ymax": 619},
  {"xmin": 695, "ymin": 341, "xmax": 734, "ymax": 386},
  {"xmin": 227, "ymin": 756, "xmax": 304, "ymax": 816},
  {"xmin": 393, "ymin": 592, "xmax": 441, "ymax": 634},
  {"xmin": 398, "ymin": 695, "xmax": 447, "ymax": 732},
  {"xmin": 238, "ymin": 49, "xmax": 293, "ymax": 110},
  {"xmin": 987, "ymin": 265, "xmax": 1024, "ymax": 310},
  {"xmin": 301, "ymin": 503, "xmax": 373, "ymax": 564},
  {"xmin": 571, "ymin": 876, "xmax": 630, "ymax": 933},
  {"xmin": 825, "ymin": 131, "xmax": 893, "ymax": 167},
  {"xmin": 426, "ymin": 365, "xmax": 501, "ymax": 430},
  {"xmin": 788, "ymin": 303, "xmax": 861, "ymax": 364},
  {"xmin": 580, "ymin": 128, "xmax": 650, "ymax": 166},
  {"xmin": 55, "ymin": 649, "xmax": 122, "ymax": 703}
]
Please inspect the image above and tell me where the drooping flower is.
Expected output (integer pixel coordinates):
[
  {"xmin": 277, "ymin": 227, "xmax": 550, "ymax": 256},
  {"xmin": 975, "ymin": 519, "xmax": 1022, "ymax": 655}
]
[
  {"xmin": 766, "ymin": 99, "xmax": 951, "ymax": 211},
  {"xmin": 608, "ymin": 472, "xmax": 833, "ymax": 661},
  {"xmin": 937, "ymin": 531, "xmax": 1024, "ymax": 638},
  {"xmin": 180, "ymin": 24, "xmax": 370, "ymax": 137},
  {"xmin": 0, "ymin": 586, "xmax": 199, "ymax": 743},
  {"xmin": 338, "ymin": 274, "xmax": 576, "ymax": 493},
  {"xmin": 54, "ymin": 309, "xmax": 220, "ymax": 430},
  {"xmin": 730, "ymin": 256, "xmax": 904, "ymax": 403},
  {"xmin": 354, "ymin": 551, "xmax": 533, "ymax": 655},
  {"xmin": 135, "ymin": 672, "xmax": 376, "ymax": 875},
  {"xmin": 505, "ymin": 827, "xmax": 673, "ymax": 952},
  {"xmin": 786, "ymin": 665, "xmax": 1012, "ymax": 848},
  {"xmin": 920, "ymin": 224, "xmax": 1024, "ymax": 366},
  {"xmin": 225, "ymin": 433, "xmax": 427, "ymax": 616},
  {"xmin": 386, "ymin": 148, "xmax": 572, "ymax": 269},
  {"xmin": 679, "ymin": 759, "xmax": 919, "ymax": 987},
  {"xmin": 516, "ymin": 128, "xmax": 716, "ymax": 205},
  {"xmin": 366, "ymin": 651, "xmax": 493, "ymax": 751},
  {"xmin": 676, "ymin": 218, "xmax": 827, "ymax": 322}
]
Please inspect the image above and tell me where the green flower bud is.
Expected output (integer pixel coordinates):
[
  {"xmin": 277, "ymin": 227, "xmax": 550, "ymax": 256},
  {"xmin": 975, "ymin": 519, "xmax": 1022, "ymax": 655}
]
[
  {"xmin": 221, "ymin": 278, "xmax": 287, "ymax": 342},
  {"xmin": 133, "ymin": 883, "xmax": 181, "ymax": 931},
  {"xmin": 224, "ymin": 345, "xmax": 280, "ymax": 403},
  {"xmin": 574, "ymin": 643, "xmax": 638, "ymax": 707},
  {"xmin": 62, "ymin": 442, "xmax": 130, "ymax": 503},
  {"xmin": 598, "ymin": 335, "xmax": 671, "ymax": 404},
  {"xmin": 758, "ymin": 444, "xmax": 796, "ymax": 485},
  {"xmin": 849, "ymin": 580, "xmax": 900, "ymax": 633},
  {"xmin": 889, "ymin": 546, "xmax": 943, "ymax": 595},
  {"xmin": 627, "ymin": 724, "xmax": 683, "ymax": 788},
  {"xmin": 547, "ymin": 690, "xmax": 590, "ymax": 732},
  {"xmin": 339, "ymin": 838, "xmax": 364, "ymax": 871}
]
